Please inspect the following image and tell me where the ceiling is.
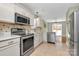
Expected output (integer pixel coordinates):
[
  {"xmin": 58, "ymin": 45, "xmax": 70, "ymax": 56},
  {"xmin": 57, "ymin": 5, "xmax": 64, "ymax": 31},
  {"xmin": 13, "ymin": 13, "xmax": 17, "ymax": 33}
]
[{"xmin": 22, "ymin": 3, "xmax": 79, "ymax": 21}]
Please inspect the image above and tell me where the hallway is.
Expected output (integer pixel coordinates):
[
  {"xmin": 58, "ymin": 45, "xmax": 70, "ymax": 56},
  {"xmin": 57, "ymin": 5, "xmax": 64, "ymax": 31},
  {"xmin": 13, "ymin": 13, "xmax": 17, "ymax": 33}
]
[{"xmin": 31, "ymin": 42, "xmax": 70, "ymax": 56}]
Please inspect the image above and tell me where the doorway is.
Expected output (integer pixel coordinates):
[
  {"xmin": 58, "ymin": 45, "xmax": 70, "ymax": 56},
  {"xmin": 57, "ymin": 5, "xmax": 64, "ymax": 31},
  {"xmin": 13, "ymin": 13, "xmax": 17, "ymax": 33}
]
[{"xmin": 52, "ymin": 23, "xmax": 62, "ymax": 44}]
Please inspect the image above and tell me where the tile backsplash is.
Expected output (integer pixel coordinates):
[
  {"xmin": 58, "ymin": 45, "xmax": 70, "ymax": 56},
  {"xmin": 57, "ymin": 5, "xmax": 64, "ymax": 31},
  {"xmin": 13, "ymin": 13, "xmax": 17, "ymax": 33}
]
[{"xmin": 0, "ymin": 22, "xmax": 31, "ymax": 32}]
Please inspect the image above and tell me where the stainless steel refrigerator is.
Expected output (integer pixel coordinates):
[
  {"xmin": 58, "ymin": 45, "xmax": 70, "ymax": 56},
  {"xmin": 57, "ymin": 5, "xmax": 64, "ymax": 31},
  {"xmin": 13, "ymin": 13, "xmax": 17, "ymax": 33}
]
[{"xmin": 66, "ymin": 9, "xmax": 79, "ymax": 56}]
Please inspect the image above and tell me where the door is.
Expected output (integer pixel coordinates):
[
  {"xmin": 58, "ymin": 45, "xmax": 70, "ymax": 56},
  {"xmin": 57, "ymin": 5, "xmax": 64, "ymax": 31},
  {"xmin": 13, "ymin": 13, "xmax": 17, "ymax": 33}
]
[{"xmin": 52, "ymin": 23, "xmax": 62, "ymax": 43}]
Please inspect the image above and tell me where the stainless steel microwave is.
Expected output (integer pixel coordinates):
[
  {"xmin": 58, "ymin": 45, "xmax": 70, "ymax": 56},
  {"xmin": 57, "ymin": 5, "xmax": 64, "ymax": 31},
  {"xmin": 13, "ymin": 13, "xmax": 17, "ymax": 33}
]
[{"xmin": 15, "ymin": 13, "xmax": 30, "ymax": 25}]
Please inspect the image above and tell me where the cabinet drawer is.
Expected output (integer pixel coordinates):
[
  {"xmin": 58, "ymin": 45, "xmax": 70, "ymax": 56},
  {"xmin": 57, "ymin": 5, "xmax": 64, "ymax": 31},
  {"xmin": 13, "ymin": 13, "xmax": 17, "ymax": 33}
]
[
  {"xmin": 0, "ymin": 43, "xmax": 20, "ymax": 56},
  {"xmin": 0, "ymin": 38, "xmax": 20, "ymax": 48}
]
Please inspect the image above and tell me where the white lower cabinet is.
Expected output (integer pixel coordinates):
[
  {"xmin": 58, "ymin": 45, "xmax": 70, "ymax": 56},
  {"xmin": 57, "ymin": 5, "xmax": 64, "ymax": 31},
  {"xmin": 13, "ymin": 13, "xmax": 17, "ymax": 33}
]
[
  {"xmin": 34, "ymin": 34, "xmax": 39, "ymax": 48},
  {"xmin": 34, "ymin": 33, "xmax": 43, "ymax": 48},
  {"xmin": 0, "ymin": 43, "xmax": 20, "ymax": 56},
  {"xmin": 0, "ymin": 37, "xmax": 20, "ymax": 56}
]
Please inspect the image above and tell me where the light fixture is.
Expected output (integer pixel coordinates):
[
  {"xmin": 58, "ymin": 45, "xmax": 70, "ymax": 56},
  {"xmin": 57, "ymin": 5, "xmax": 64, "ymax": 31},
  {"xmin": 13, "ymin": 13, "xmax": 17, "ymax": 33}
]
[{"xmin": 34, "ymin": 12, "xmax": 39, "ymax": 18}]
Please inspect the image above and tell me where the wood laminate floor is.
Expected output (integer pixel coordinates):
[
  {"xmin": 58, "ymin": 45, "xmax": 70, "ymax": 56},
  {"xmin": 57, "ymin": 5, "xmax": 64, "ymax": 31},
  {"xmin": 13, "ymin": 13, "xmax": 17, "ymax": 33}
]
[{"xmin": 31, "ymin": 37, "xmax": 70, "ymax": 56}]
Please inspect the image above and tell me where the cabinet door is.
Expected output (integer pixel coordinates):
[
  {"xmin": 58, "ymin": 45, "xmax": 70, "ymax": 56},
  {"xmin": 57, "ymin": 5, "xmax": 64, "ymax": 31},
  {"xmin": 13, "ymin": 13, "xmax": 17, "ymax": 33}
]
[
  {"xmin": 39, "ymin": 33, "xmax": 43, "ymax": 43},
  {"xmin": 34, "ymin": 33, "xmax": 39, "ymax": 48},
  {"xmin": 0, "ymin": 37, "xmax": 20, "ymax": 56},
  {"xmin": 33, "ymin": 18, "xmax": 41, "ymax": 28},
  {"xmin": 34, "ymin": 34, "xmax": 38, "ymax": 47},
  {"xmin": 36, "ymin": 18, "xmax": 41, "ymax": 27},
  {"xmin": 0, "ymin": 43, "xmax": 20, "ymax": 56},
  {"xmin": 0, "ymin": 4, "xmax": 15, "ymax": 23},
  {"xmin": 37, "ymin": 33, "xmax": 43, "ymax": 44},
  {"xmin": 34, "ymin": 33, "xmax": 42, "ymax": 48},
  {"xmin": 14, "ymin": 5, "xmax": 25, "ymax": 16},
  {"xmin": 30, "ymin": 19, "xmax": 34, "ymax": 26}
]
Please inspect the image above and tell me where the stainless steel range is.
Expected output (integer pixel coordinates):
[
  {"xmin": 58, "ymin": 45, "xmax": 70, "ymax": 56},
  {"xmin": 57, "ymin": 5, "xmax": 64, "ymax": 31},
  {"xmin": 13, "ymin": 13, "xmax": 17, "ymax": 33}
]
[{"xmin": 11, "ymin": 28, "xmax": 34, "ymax": 56}]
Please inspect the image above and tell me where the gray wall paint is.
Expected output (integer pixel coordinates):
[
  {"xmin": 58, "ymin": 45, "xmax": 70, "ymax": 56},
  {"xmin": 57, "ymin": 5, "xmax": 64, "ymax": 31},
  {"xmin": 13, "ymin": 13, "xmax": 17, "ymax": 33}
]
[
  {"xmin": 47, "ymin": 21, "xmax": 66, "ymax": 36},
  {"xmin": 48, "ymin": 23, "xmax": 52, "ymax": 32}
]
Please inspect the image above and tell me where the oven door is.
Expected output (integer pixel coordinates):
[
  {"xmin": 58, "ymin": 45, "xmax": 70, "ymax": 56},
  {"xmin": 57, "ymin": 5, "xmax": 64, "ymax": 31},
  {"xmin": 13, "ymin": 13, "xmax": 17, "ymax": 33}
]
[{"xmin": 20, "ymin": 35, "xmax": 34, "ymax": 56}]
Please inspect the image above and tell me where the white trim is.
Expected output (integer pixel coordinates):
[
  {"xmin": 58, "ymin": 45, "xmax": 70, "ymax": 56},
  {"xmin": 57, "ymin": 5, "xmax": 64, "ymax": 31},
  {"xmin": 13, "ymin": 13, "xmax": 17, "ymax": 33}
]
[{"xmin": 46, "ymin": 19, "xmax": 66, "ymax": 22}]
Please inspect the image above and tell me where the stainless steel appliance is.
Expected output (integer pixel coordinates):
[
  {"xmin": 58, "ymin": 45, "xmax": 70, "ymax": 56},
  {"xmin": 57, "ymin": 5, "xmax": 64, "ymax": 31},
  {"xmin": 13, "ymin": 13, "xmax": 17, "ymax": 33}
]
[
  {"xmin": 47, "ymin": 32, "xmax": 56, "ymax": 44},
  {"xmin": 66, "ymin": 10, "xmax": 79, "ymax": 56},
  {"xmin": 67, "ymin": 12, "xmax": 74, "ymax": 56},
  {"xmin": 15, "ymin": 13, "xmax": 30, "ymax": 25},
  {"xmin": 11, "ymin": 28, "xmax": 34, "ymax": 56}
]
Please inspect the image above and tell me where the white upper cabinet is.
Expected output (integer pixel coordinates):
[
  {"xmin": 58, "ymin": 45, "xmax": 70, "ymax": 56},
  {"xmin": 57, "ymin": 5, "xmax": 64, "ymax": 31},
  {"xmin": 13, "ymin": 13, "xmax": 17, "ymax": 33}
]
[
  {"xmin": 0, "ymin": 3, "xmax": 33, "ymax": 24},
  {"xmin": 33, "ymin": 17, "xmax": 41, "ymax": 28},
  {"xmin": 0, "ymin": 4, "xmax": 15, "ymax": 23},
  {"xmin": 0, "ymin": 4, "xmax": 26, "ymax": 23},
  {"xmin": 14, "ymin": 5, "xmax": 25, "ymax": 16},
  {"xmin": 31, "ymin": 18, "xmax": 41, "ymax": 29},
  {"xmin": 34, "ymin": 32, "xmax": 43, "ymax": 48},
  {"xmin": 36, "ymin": 17, "xmax": 41, "ymax": 27},
  {"xmin": 30, "ymin": 19, "xmax": 34, "ymax": 26}
]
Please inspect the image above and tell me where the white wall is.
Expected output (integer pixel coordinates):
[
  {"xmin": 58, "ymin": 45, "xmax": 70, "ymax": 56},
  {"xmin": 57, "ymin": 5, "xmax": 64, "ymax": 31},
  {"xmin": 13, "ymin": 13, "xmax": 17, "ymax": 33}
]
[{"xmin": 43, "ymin": 32, "xmax": 47, "ymax": 42}]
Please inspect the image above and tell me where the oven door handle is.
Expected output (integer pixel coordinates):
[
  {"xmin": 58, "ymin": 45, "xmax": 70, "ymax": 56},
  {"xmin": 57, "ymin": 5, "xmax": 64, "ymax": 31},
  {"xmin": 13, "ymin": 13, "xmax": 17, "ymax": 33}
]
[{"xmin": 21, "ymin": 35, "xmax": 34, "ymax": 39}]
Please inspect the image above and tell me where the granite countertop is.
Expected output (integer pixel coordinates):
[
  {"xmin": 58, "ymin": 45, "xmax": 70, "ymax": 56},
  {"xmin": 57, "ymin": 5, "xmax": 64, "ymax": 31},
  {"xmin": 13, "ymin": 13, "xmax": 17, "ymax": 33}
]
[
  {"xmin": 0, "ymin": 32, "xmax": 34, "ymax": 42},
  {"xmin": 0, "ymin": 35, "xmax": 21, "ymax": 42}
]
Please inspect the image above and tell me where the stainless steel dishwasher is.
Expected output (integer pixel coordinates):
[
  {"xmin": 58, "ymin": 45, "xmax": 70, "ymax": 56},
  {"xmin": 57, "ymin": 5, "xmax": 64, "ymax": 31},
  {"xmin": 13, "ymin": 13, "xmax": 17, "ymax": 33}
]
[{"xmin": 47, "ymin": 32, "xmax": 56, "ymax": 44}]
